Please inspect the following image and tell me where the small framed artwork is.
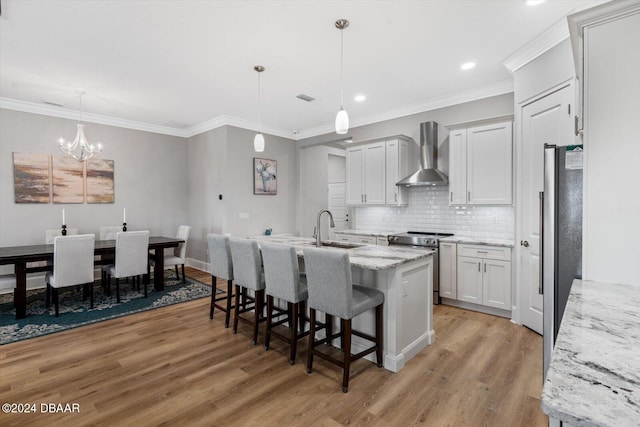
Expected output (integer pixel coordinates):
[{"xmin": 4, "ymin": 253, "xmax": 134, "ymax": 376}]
[{"xmin": 254, "ymin": 158, "xmax": 277, "ymax": 195}]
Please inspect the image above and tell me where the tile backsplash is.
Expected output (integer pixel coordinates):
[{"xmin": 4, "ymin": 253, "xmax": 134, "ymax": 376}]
[{"xmin": 355, "ymin": 186, "xmax": 514, "ymax": 240}]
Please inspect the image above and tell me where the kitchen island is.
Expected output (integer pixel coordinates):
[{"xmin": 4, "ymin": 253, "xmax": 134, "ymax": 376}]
[
  {"xmin": 541, "ymin": 279, "xmax": 640, "ymax": 426},
  {"xmin": 252, "ymin": 235, "xmax": 435, "ymax": 372}
]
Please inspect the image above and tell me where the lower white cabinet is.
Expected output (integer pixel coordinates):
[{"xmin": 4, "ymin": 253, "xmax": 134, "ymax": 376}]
[
  {"xmin": 443, "ymin": 243, "xmax": 512, "ymax": 312},
  {"xmin": 439, "ymin": 242, "xmax": 457, "ymax": 298},
  {"xmin": 334, "ymin": 233, "xmax": 385, "ymax": 246},
  {"xmin": 456, "ymin": 244, "xmax": 511, "ymax": 310}
]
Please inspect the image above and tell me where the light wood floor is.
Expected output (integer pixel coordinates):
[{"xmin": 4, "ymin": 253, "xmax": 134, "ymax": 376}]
[{"xmin": 0, "ymin": 267, "xmax": 547, "ymax": 426}]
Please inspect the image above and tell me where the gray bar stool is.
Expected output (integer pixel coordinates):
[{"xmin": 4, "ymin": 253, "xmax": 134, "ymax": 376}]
[
  {"xmin": 303, "ymin": 247, "xmax": 384, "ymax": 393},
  {"xmin": 207, "ymin": 234, "xmax": 235, "ymax": 327},
  {"xmin": 229, "ymin": 237, "xmax": 266, "ymax": 345},
  {"xmin": 261, "ymin": 242, "xmax": 309, "ymax": 365}
]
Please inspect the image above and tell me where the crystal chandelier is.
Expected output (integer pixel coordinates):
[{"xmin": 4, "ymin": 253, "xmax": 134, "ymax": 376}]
[{"xmin": 58, "ymin": 91, "xmax": 104, "ymax": 162}]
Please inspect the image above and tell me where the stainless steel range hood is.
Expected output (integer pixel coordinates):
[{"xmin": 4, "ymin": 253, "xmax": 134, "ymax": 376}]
[{"xmin": 396, "ymin": 121, "xmax": 448, "ymax": 186}]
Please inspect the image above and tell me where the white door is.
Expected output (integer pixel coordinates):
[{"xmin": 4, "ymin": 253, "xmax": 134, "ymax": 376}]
[
  {"xmin": 519, "ymin": 84, "xmax": 574, "ymax": 334},
  {"xmin": 328, "ymin": 183, "xmax": 348, "ymax": 239}
]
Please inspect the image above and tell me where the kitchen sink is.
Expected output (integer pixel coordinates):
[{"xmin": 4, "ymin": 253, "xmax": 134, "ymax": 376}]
[{"xmin": 304, "ymin": 241, "xmax": 363, "ymax": 249}]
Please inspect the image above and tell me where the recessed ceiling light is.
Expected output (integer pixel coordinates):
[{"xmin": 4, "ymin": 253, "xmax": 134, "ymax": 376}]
[
  {"xmin": 460, "ymin": 62, "xmax": 476, "ymax": 70},
  {"xmin": 526, "ymin": 0, "xmax": 545, "ymax": 5},
  {"xmin": 354, "ymin": 94, "xmax": 366, "ymax": 102}
]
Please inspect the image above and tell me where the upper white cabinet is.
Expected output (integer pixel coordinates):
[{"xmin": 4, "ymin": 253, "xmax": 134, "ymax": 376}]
[
  {"xmin": 385, "ymin": 138, "xmax": 410, "ymax": 206},
  {"xmin": 346, "ymin": 136, "xmax": 415, "ymax": 206},
  {"xmin": 346, "ymin": 142, "xmax": 385, "ymax": 205},
  {"xmin": 449, "ymin": 120, "xmax": 513, "ymax": 205}
]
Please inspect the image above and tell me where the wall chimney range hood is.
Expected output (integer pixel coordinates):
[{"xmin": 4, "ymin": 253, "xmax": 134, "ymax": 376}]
[{"xmin": 396, "ymin": 121, "xmax": 448, "ymax": 187}]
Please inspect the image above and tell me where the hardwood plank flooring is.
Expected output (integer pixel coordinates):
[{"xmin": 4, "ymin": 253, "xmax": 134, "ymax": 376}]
[{"xmin": 0, "ymin": 267, "xmax": 547, "ymax": 426}]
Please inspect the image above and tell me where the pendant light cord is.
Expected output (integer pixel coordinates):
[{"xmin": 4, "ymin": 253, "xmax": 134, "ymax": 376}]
[
  {"xmin": 340, "ymin": 27, "xmax": 344, "ymax": 108},
  {"xmin": 258, "ymin": 70, "xmax": 262, "ymax": 133}
]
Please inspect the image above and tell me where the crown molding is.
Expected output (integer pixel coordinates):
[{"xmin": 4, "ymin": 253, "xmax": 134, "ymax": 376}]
[
  {"xmin": 0, "ymin": 97, "xmax": 190, "ymax": 138},
  {"xmin": 501, "ymin": 17, "xmax": 570, "ymax": 73},
  {"xmin": 295, "ymin": 79, "xmax": 514, "ymax": 140},
  {"xmin": 184, "ymin": 115, "xmax": 294, "ymax": 140}
]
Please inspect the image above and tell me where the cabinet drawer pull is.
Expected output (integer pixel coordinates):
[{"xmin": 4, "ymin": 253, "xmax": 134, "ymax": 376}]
[
  {"xmin": 450, "ymin": 192, "xmax": 453, "ymax": 202},
  {"xmin": 484, "ymin": 263, "xmax": 486, "ymax": 273},
  {"xmin": 478, "ymin": 262, "xmax": 481, "ymax": 272},
  {"xmin": 476, "ymin": 251, "xmax": 488, "ymax": 254},
  {"xmin": 468, "ymin": 191, "xmax": 471, "ymax": 202}
]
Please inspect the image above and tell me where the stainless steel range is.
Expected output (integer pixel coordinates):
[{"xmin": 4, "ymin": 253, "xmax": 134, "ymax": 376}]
[{"xmin": 388, "ymin": 231, "xmax": 454, "ymax": 305}]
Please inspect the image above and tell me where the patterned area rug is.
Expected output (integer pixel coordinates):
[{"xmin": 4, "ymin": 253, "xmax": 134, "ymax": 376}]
[{"xmin": 0, "ymin": 271, "xmax": 214, "ymax": 345}]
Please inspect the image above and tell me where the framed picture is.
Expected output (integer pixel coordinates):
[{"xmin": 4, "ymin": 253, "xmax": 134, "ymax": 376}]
[
  {"xmin": 13, "ymin": 152, "xmax": 51, "ymax": 203},
  {"xmin": 86, "ymin": 158, "xmax": 115, "ymax": 203},
  {"xmin": 52, "ymin": 155, "xmax": 84, "ymax": 204},
  {"xmin": 254, "ymin": 158, "xmax": 277, "ymax": 195}
]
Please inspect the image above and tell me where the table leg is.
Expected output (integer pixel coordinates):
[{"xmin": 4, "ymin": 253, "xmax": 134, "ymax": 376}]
[
  {"xmin": 15, "ymin": 261, "xmax": 27, "ymax": 319},
  {"xmin": 153, "ymin": 247, "xmax": 164, "ymax": 291}
]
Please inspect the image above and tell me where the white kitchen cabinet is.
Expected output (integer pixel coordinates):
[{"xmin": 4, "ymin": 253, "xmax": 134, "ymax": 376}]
[
  {"xmin": 439, "ymin": 242, "xmax": 457, "ymax": 299},
  {"xmin": 346, "ymin": 142, "xmax": 386, "ymax": 205},
  {"xmin": 455, "ymin": 244, "xmax": 512, "ymax": 310},
  {"xmin": 333, "ymin": 233, "xmax": 387, "ymax": 246},
  {"xmin": 352, "ymin": 235, "xmax": 377, "ymax": 245},
  {"xmin": 385, "ymin": 138, "xmax": 410, "ymax": 206},
  {"xmin": 448, "ymin": 120, "xmax": 513, "ymax": 206}
]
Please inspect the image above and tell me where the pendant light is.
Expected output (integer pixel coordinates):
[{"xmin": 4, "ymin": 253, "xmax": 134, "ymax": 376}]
[
  {"xmin": 58, "ymin": 91, "xmax": 104, "ymax": 161},
  {"xmin": 254, "ymin": 65, "xmax": 265, "ymax": 152},
  {"xmin": 335, "ymin": 19, "xmax": 350, "ymax": 135}
]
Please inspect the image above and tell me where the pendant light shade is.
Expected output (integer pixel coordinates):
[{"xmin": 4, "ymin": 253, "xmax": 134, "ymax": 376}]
[
  {"xmin": 335, "ymin": 19, "xmax": 350, "ymax": 135},
  {"xmin": 335, "ymin": 108, "xmax": 349, "ymax": 135},
  {"xmin": 253, "ymin": 65, "xmax": 266, "ymax": 152},
  {"xmin": 254, "ymin": 132, "xmax": 265, "ymax": 152}
]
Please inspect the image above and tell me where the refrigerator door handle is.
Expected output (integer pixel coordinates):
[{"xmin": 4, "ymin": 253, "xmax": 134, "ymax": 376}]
[{"xmin": 539, "ymin": 191, "xmax": 544, "ymax": 295}]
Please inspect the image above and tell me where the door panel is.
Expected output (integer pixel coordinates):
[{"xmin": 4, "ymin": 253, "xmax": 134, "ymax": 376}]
[
  {"xmin": 483, "ymin": 259, "xmax": 511, "ymax": 310},
  {"xmin": 519, "ymin": 84, "xmax": 573, "ymax": 334},
  {"xmin": 457, "ymin": 256, "xmax": 482, "ymax": 304}
]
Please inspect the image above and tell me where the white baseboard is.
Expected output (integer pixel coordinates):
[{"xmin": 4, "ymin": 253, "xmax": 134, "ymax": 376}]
[{"xmin": 186, "ymin": 257, "xmax": 209, "ymax": 273}]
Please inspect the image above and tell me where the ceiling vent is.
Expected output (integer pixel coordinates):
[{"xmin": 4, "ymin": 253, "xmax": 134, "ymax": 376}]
[
  {"xmin": 296, "ymin": 94, "xmax": 315, "ymax": 102},
  {"xmin": 42, "ymin": 100, "xmax": 64, "ymax": 107}
]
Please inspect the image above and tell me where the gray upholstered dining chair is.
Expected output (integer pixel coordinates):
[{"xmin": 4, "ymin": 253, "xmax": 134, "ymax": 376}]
[
  {"xmin": 207, "ymin": 234, "xmax": 235, "ymax": 327},
  {"xmin": 261, "ymin": 242, "xmax": 309, "ymax": 365},
  {"xmin": 302, "ymin": 246, "xmax": 384, "ymax": 393},
  {"xmin": 45, "ymin": 234, "xmax": 96, "ymax": 317},
  {"xmin": 149, "ymin": 225, "xmax": 190, "ymax": 283},
  {"xmin": 0, "ymin": 274, "xmax": 16, "ymax": 307},
  {"xmin": 228, "ymin": 237, "xmax": 266, "ymax": 345},
  {"xmin": 102, "ymin": 231, "xmax": 150, "ymax": 302}
]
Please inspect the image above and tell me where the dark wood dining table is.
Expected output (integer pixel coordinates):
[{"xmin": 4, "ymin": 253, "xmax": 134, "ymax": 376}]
[{"xmin": 0, "ymin": 236, "xmax": 184, "ymax": 319}]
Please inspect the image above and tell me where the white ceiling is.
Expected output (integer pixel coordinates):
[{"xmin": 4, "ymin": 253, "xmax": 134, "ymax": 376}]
[{"xmin": 0, "ymin": 0, "xmax": 605, "ymax": 139}]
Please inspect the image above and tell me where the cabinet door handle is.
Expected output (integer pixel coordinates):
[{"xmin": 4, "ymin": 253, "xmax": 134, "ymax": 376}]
[
  {"xmin": 478, "ymin": 262, "xmax": 481, "ymax": 272},
  {"xmin": 468, "ymin": 191, "xmax": 471, "ymax": 202},
  {"xmin": 361, "ymin": 194, "xmax": 364, "ymax": 203},
  {"xmin": 394, "ymin": 192, "xmax": 397, "ymax": 202},
  {"xmin": 484, "ymin": 263, "xmax": 486, "ymax": 273},
  {"xmin": 364, "ymin": 194, "xmax": 367, "ymax": 203},
  {"xmin": 450, "ymin": 192, "xmax": 453, "ymax": 202}
]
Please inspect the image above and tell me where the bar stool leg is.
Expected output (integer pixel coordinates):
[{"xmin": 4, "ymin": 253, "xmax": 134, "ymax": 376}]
[
  {"xmin": 264, "ymin": 295, "xmax": 273, "ymax": 350},
  {"xmin": 225, "ymin": 279, "xmax": 233, "ymax": 328},
  {"xmin": 233, "ymin": 284, "xmax": 241, "ymax": 334},
  {"xmin": 252, "ymin": 289, "xmax": 264, "ymax": 345},
  {"xmin": 376, "ymin": 304, "xmax": 384, "ymax": 367},
  {"xmin": 299, "ymin": 300, "xmax": 307, "ymax": 334},
  {"xmin": 306, "ymin": 308, "xmax": 316, "ymax": 374},
  {"xmin": 290, "ymin": 302, "xmax": 299, "ymax": 365},
  {"xmin": 342, "ymin": 318, "xmax": 352, "ymax": 393},
  {"xmin": 209, "ymin": 275, "xmax": 217, "ymax": 319}
]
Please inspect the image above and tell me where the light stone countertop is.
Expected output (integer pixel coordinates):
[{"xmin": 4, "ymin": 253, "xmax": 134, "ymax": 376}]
[
  {"xmin": 541, "ymin": 279, "xmax": 640, "ymax": 426},
  {"xmin": 334, "ymin": 229, "xmax": 397, "ymax": 238},
  {"xmin": 251, "ymin": 235, "xmax": 434, "ymax": 271},
  {"xmin": 438, "ymin": 236, "xmax": 515, "ymax": 248}
]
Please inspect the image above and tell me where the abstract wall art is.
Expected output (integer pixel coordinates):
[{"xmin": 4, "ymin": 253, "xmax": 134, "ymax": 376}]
[
  {"xmin": 86, "ymin": 158, "xmax": 115, "ymax": 203},
  {"xmin": 13, "ymin": 152, "xmax": 51, "ymax": 203}
]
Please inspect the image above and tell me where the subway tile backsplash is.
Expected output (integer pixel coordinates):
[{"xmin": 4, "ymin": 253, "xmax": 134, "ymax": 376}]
[{"xmin": 355, "ymin": 186, "xmax": 514, "ymax": 239}]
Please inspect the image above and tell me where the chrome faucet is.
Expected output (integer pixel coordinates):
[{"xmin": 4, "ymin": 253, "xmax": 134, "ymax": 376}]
[{"xmin": 316, "ymin": 209, "xmax": 335, "ymax": 247}]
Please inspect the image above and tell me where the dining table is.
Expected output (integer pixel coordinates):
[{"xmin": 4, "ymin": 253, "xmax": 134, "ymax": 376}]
[{"xmin": 0, "ymin": 236, "xmax": 184, "ymax": 319}]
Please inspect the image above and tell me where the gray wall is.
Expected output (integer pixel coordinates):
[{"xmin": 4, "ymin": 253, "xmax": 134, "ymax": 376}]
[
  {"xmin": 0, "ymin": 109, "xmax": 188, "ymax": 251},
  {"xmin": 514, "ymin": 39, "xmax": 575, "ymax": 104},
  {"xmin": 186, "ymin": 125, "xmax": 298, "ymax": 264}
]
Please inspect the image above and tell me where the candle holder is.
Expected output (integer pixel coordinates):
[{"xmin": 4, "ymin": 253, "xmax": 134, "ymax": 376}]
[
  {"xmin": 122, "ymin": 222, "xmax": 127, "ymax": 232},
  {"xmin": 61, "ymin": 224, "xmax": 67, "ymax": 236}
]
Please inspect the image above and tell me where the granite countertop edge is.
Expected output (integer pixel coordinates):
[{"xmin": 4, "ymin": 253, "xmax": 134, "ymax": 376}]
[
  {"xmin": 540, "ymin": 279, "xmax": 640, "ymax": 426},
  {"xmin": 250, "ymin": 235, "xmax": 434, "ymax": 271},
  {"xmin": 438, "ymin": 236, "xmax": 515, "ymax": 248}
]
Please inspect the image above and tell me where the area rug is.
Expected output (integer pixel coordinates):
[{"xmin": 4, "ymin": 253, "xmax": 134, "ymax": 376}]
[{"xmin": 0, "ymin": 271, "xmax": 215, "ymax": 345}]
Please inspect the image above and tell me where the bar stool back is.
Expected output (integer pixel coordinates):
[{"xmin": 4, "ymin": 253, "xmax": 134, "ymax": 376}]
[
  {"xmin": 207, "ymin": 234, "xmax": 235, "ymax": 327},
  {"xmin": 229, "ymin": 237, "xmax": 266, "ymax": 345},
  {"xmin": 303, "ymin": 246, "xmax": 384, "ymax": 393},
  {"xmin": 261, "ymin": 242, "xmax": 308, "ymax": 364}
]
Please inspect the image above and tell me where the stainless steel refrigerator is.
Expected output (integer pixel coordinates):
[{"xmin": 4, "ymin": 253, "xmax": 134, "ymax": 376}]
[{"xmin": 542, "ymin": 144, "xmax": 583, "ymax": 379}]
